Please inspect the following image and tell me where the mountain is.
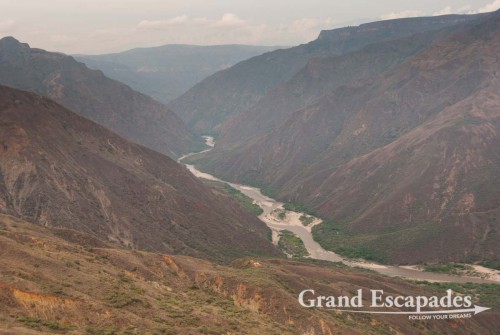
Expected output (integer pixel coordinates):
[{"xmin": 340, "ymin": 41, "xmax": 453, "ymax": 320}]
[
  {"xmin": 187, "ymin": 11, "xmax": 500, "ymax": 264},
  {"xmin": 0, "ymin": 85, "xmax": 280, "ymax": 262},
  {"xmin": 1, "ymin": 215, "xmax": 498, "ymax": 334},
  {"xmin": 75, "ymin": 44, "xmax": 281, "ymax": 104},
  {"xmin": 0, "ymin": 37, "xmax": 202, "ymax": 158},
  {"xmin": 217, "ymin": 25, "xmax": 461, "ymax": 147},
  {"xmin": 169, "ymin": 13, "xmax": 486, "ymax": 135}
]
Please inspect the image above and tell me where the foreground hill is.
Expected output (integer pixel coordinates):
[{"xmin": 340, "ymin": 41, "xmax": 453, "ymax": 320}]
[
  {"xmin": 76, "ymin": 44, "xmax": 280, "ymax": 104},
  {"xmin": 0, "ymin": 37, "xmax": 201, "ymax": 158},
  {"xmin": 188, "ymin": 11, "xmax": 500, "ymax": 264},
  {"xmin": 1, "ymin": 214, "xmax": 498, "ymax": 334},
  {"xmin": 169, "ymin": 14, "xmax": 485, "ymax": 134},
  {"xmin": 0, "ymin": 85, "xmax": 279, "ymax": 262}
]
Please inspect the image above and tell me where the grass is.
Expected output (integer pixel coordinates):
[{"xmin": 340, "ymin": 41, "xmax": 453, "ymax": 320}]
[
  {"xmin": 278, "ymin": 230, "xmax": 309, "ymax": 258},
  {"xmin": 106, "ymin": 288, "xmax": 140, "ymax": 308},
  {"xmin": 17, "ymin": 316, "xmax": 76, "ymax": 332},
  {"xmin": 85, "ymin": 325, "xmax": 120, "ymax": 335}
]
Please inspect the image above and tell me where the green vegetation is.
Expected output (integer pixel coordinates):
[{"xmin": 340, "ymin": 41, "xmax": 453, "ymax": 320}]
[
  {"xmin": 221, "ymin": 183, "xmax": 263, "ymax": 215},
  {"xmin": 277, "ymin": 210, "xmax": 286, "ymax": 220},
  {"xmin": 278, "ymin": 230, "xmax": 309, "ymax": 258},
  {"xmin": 335, "ymin": 245, "xmax": 386, "ymax": 263},
  {"xmin": 420, "ymin": 263, "xmax": 479, "ymax": 276},
  {"xmin": 312, "ymin": 219, "xmax": 453, "ymax": 264},
  {"xmin": 106, "ymin": 274, "xmax": 141, "ymax": 308},
  {"xmin": 106, "ymin": 289, "xmax": 140, "ymax": 308},
  {"xmin": 260, "ymin": 184, "xmax": 279, "ymax": 198},
  {"xmin": 202, "ymin": 180, "xmax": 263, "ymax": 216},
  {"xmin": 299, "ymin": 214, "xmax": 315, "ymax": 226},
  {"xmin": 267, "ymin": 229, "xmax": 273, "ymax": 241},
  {"xmin": 17, "ymin": 316, "xmax": 76, "ymax": 332},
  {"xmin": 85, "ymin": 325, "xmax": 120, "ymax": 335},
  {"xmin": 312, "ymin": 221, "xmax": 387, "ymax": 263},
  {"xmin": 283, "ymin": 201, "xmax": 318, "ymax": 217},
  {"xmin": 480, "ymin": 259, "xmax": 500, "ymax": 271}
]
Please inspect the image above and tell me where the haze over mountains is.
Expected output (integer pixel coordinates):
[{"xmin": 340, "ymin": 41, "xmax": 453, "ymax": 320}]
[
  {"xmin": 0, "ymin": 85, "xmax": 280, "ymax": 262},
  {"xmin": 76, "ymin": 44, "xmax": 281, "ymax": 104},
  {"xmin": 0, "ymin": 37, "xmax": 201, "ymax": 158},
  {"xmin": 184, "ymin": 11, "xmax": 500, "ymax": 264},
  {"xmin": 169, "ymin": 13, "xmax": 486, "ymax": 135},
  {"xmin": 1, "ymin": 7, "xmax": 500, "ymax": 334}
]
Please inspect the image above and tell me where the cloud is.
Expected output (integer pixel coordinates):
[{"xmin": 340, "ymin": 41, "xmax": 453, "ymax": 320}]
[
  {"xmin": 380, "ymin": 10, "xmax": 421, "ymax": 20},
  {"xmin": 433, "ymin": 5, "xmax": 472, "ymax": 16},
  {"xmin": 212, "ymin": 13, "xmax": 246, "ymax": 27},
  {"xmin": 433, "ymin": 6, "xmax": 453, "ymax": 16},
  {"xmin": 17, "ymin": 11, "xmax": 335, "ymax": 53},
  {"xmin": 477, "ymin": 0, "xmax": 500, "ymax": 13},
  {"xmin": 137, "ymin": 13, "xmax": 246, "ymax": 30},
  {"xmin": 444, "ymin": 0, "xmax": 500, "ymax": 15},
  {"xmin": 137, "ymin": 15, "xmax": 189, "ymax": 30}
]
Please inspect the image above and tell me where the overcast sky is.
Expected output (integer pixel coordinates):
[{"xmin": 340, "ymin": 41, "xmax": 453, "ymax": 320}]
[{"xmin": 1, "ymin": 0, "xmax": 499, "ymax": 54}]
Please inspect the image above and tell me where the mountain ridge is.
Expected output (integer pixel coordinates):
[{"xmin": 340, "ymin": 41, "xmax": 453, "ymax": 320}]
[
  {"xmin": 185, "ymin": 10, "xmax": 500, "ymax": 264},
  {"xmin": 0, "ymin": 85, "xmax": 280, "ymax": 262},
  {"xmin": 75, "ymin": 44, "xmax": 281, "ymax": 104},
  {"xmin": 0, "ymin": 37, "xmax": 202, "ymax": 158},
  {"xmin": 169, "ymin": 13, "xmax": 487, "ymax": 135}
]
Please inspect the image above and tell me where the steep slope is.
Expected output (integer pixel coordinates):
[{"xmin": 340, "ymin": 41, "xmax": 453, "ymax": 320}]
[
  {"xmin": 0, "ymin": 85, "xmax": 280, "ymax": 262},
  {"xmin": 189, "ymin": 11, "xmax": 500, "ymax": 263},
  {"xmin": 217, "ymin": 26, "xmax": 459, "ymax": 147},
  {"xmin": 0, "ymin": 37, "xmax": 202, "ymax": 158},
  {"xmin": 169, "ymin": 13, "xmax": 485, "ymax": 134},
  {"xmin": 76, "ymin": 44, "xmax": 280, "ymax": 104},
  {"xmin": 1, "ymin": 215, "xmax": 498, "ymax": 334}
]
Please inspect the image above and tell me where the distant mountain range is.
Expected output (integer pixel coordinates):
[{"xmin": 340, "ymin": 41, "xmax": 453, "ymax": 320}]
[
  {"xmin": 1, "ymin": 10, "xmax": 500, "ymax": 334},
  {"xmin": 75, "ymin": 44, "xmax": 281, "ymax": 104},
  {"xmin": 0, "ymin": 85, "xmax": 280, "ymax": 262},
  {"xmin": 0, "ymin": 37, "xmax": 202, "ymax": 158},
  {"xmin": 184, "ymin": 11, "xmax": 500, "ymax": 264},
  {"xmin": 169, "ymin": 13, "xmax": 487, "ymax": 135}
]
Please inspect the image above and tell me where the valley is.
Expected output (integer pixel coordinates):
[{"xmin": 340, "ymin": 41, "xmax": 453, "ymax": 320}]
[
  {"xmin": 1, "ymin": 4, "xmax": 499, "ymax": 334},
  {"xmin": 181, "ymin": 137, "xmax": 500, "ymax": 285},
  {"xmin": 182, "ymin": 10, "xmax": 500, "ymax": 265}
]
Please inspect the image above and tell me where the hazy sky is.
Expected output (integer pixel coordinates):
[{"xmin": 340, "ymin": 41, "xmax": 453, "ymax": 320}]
[{"xmin": 1, "ymin": 0, "xmax": 499, "ymax": 54}]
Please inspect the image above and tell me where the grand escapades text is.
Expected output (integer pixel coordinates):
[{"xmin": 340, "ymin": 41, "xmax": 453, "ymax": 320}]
[{"xmin": 298, "ymin": 289, "xmax": 472, "ymax": 311}]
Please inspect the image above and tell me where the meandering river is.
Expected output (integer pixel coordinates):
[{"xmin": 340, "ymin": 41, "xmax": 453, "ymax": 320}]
[{"xmin": 179, "ymin": 137, "xmax": 499, "ymax": 284}]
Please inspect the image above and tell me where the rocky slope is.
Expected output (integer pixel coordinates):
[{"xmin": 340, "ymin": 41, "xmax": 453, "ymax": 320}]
[
  {"xmin": 0, "ymin": 37, "xmax": 201, "ymax": 158},
  {"xmin": 217, "ymin": 27, "xmax": 453, "ymax": 147},
  {"xmin": 1, "ymin": 214, "xmax": 498, "ymax": 334},
  {"xmin": 188, "ymin": 11, "xmax": 500, "ymax": 263},
  {"xmin": 0, "ymin": 85, "xmax": 280, "ymax": 262},
  {"xmin": 76, "ymin": 44, "xmax": 280, "ymax": 104},
  {"xmin": 169, "ymin": 13, "xmax": 485, "ymax": 135}
]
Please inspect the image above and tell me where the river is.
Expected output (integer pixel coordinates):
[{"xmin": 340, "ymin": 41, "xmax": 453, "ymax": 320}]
[{"xmin": 179, "ymin": 137, "xmax": 500, "ymax": 284}]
